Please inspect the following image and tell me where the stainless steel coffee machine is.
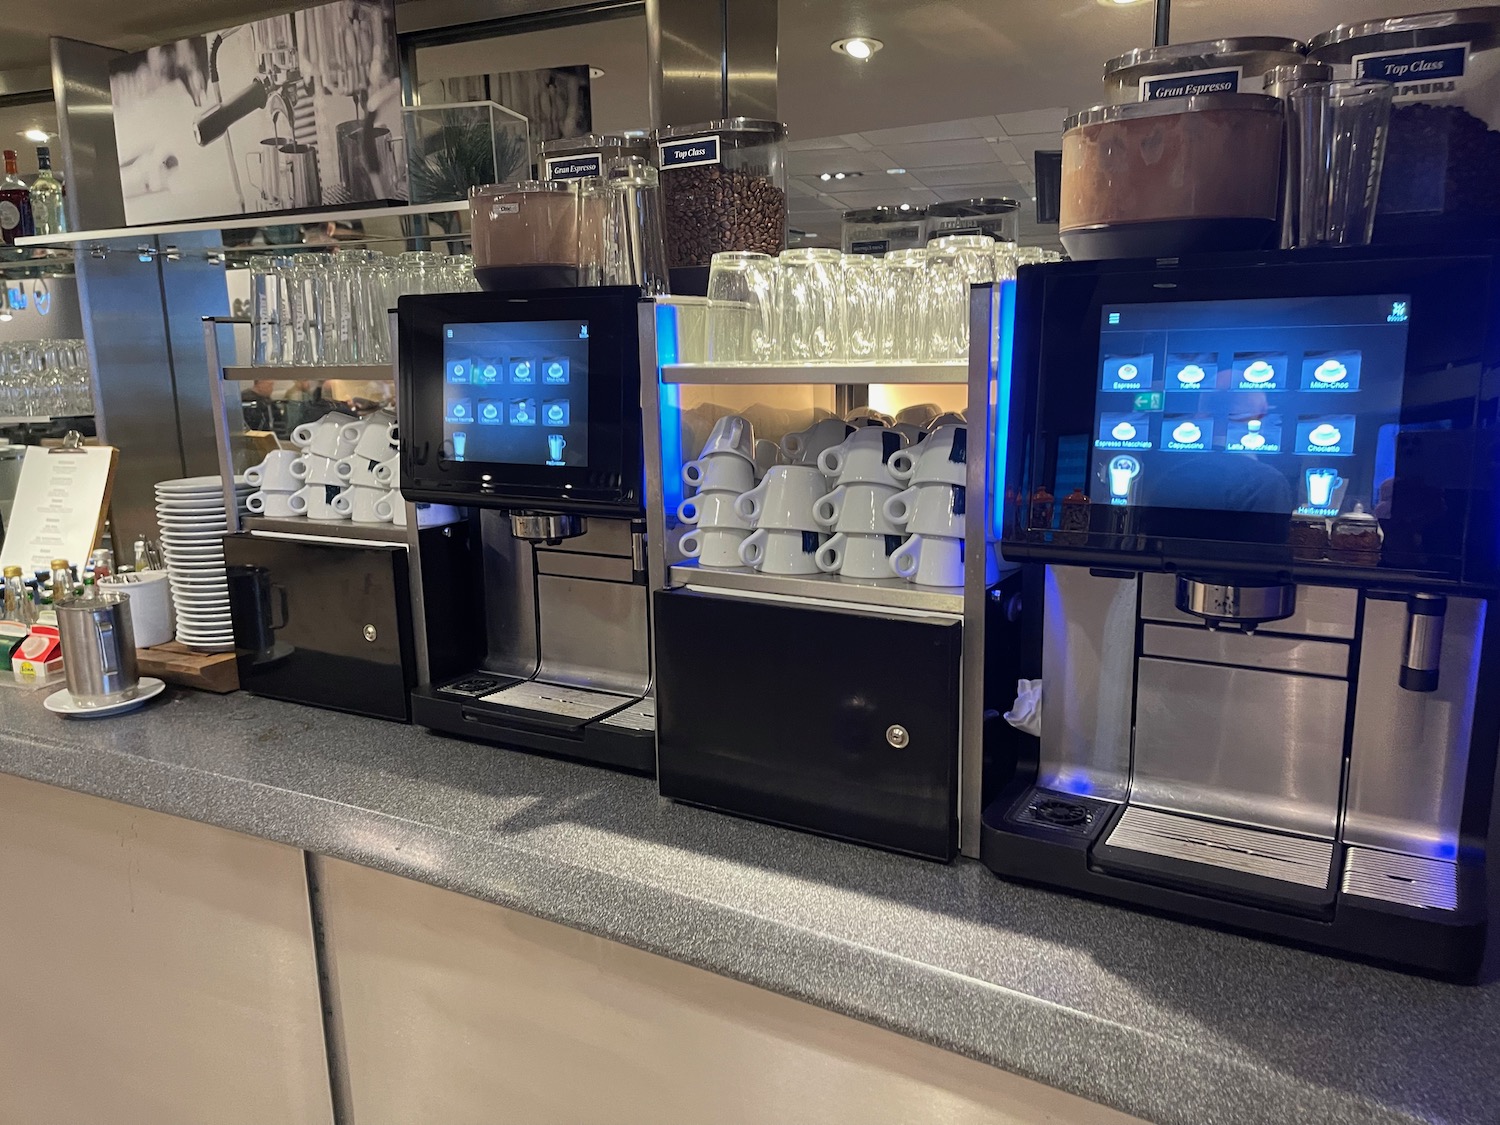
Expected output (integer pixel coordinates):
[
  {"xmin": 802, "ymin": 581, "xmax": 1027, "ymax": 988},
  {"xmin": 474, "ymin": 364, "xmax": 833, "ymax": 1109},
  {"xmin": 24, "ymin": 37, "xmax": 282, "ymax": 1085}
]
[
  {"xmin": 981, "ymin": 246, "xmax": 1500, "ymax": 977},
  {"xmin": 398, "ymin": 287, "xmax": 656, "ymax": 772}
]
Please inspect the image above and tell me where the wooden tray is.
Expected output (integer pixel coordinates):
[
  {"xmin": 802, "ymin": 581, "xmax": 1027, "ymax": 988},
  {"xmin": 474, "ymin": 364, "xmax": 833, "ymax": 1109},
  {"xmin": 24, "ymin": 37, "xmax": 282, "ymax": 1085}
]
[{"xmin": 137, "ymin": 642, "xmax": 239, "ymax": 694}]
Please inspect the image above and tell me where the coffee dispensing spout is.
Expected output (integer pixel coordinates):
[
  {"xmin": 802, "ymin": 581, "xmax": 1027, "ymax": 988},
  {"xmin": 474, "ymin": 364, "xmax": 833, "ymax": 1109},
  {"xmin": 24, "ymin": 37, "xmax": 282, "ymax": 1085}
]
[
  {"xmin": 1175, "ymin": 574, "xmax": 1297, "ymax": 631},
  {"xmin": 1399, "ymin": 593, "xmax": 1447, "ymax": 693},
  {"xmin": 509, "ymin": 512, "xmax": 588, "ymax": 546}
]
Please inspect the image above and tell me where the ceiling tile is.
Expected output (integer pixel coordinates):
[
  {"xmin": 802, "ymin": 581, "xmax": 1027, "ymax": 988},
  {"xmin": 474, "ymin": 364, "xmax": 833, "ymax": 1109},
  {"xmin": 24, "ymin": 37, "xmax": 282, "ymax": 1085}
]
[
  {"xmin": 872, "ymin": 137, "xmax": 999, "ymax": 170},
  {"xmin": 917, "ymin": 162, "xmax": 1018, "ymax": 188},
  {"xmin": 996, "ymin": 108, "xmax": 1070, "ymax": 136},
  {"xmin": 856, "ymin": 118, "xmax": 988, "ymax": 147},
  {"xmin": 786, "ymin": 137, "xmax": 857, "ymax": 152},
  {"xmin": 786, "ymin": 147, "xmax": 896, "ymax": 177}
]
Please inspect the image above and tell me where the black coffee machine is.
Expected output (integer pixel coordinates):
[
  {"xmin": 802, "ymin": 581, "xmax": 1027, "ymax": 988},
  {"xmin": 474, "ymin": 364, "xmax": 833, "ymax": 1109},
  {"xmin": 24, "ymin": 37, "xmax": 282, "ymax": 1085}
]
[
  {"xmin": 982, "ymin": 245, "xmax": 1500, "ymax": 978},
  {"xmin": 397, "ymin": 286, "xmax": 656, "ymax": 772}
]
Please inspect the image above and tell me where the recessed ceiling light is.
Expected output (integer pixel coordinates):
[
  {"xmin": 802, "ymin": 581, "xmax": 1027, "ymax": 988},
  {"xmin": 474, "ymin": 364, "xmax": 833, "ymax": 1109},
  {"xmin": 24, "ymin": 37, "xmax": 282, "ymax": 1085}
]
[
  {"xmin": 21, "ymin": 128, "xmax": 49, "ymax": 143},
  {"xmin": 886, "ymin": 167, "xmax": 907, "ymax": 175},
  {"xmin": 819, "ymin": 171, "xmax": 864, "ymax": 181},
  {"xmin": 832, "ymin": 37, "xmax": 883, "ymax": 60},
  {"xmin": 588, "ymin": 66, "xmax": 605, "ymax": 78}
]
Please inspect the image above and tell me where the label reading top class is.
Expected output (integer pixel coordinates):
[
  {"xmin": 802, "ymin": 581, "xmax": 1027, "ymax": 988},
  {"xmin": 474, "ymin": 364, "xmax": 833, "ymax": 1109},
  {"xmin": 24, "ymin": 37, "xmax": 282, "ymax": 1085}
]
[{"xmin": 659, "ymin": 135, "xmax": 722, "ymax": 169}]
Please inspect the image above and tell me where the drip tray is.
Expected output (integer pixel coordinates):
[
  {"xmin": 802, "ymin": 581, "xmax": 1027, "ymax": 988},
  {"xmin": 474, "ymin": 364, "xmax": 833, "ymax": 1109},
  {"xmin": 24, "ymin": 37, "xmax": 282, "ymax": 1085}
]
[
  {"xmin": 478, "ymin": 681, "xmax": 638, "ymax": 724},
  {"xmin": 1094, "ymin": 805, "xmax": 1335, "ymax": 912}
]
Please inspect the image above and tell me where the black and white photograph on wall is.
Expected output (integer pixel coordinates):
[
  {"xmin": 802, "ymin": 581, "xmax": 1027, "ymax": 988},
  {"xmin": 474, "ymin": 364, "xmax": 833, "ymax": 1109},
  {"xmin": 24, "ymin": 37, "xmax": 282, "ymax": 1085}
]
[
  {"xmin": 417, "ymin": 64, "xmax": 592, "ymax": 145},
  {"xmin": 108, "ymin": 0, "xmax": 407, "ymax": 226}
]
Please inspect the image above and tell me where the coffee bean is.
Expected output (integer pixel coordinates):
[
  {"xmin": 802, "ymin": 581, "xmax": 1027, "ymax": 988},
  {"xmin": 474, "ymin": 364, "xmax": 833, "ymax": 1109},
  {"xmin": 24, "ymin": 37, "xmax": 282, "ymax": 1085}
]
[
  {"xmin": 1380, "ymin": 102, "xmax": 1500, "ymax": 220},
  {"xmin": 660, "ymin": 163, "xmax": 788, "ymax": 267}
]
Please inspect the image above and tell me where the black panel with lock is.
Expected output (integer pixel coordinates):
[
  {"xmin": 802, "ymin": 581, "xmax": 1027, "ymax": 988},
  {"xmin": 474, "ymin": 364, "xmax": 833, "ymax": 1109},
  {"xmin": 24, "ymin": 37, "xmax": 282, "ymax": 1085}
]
[
  {"xmin": 653, "ymin": 588, "xmax": 961, "ymax": 860},
  {"xmin": 224, "ymin": 533, "xmax": 420, "ymax": 722}
]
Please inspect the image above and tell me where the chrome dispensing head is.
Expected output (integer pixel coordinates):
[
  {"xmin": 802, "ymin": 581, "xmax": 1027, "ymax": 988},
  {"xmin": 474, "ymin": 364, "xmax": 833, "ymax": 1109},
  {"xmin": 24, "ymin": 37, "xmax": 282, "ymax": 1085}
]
[
  {"xmin": 1175, "ymin": 575, "xmax": 1296, "ymax": 629},
  {"xmin": 509, "ymin": 512, "xmax": 588, "ymax": 545}
]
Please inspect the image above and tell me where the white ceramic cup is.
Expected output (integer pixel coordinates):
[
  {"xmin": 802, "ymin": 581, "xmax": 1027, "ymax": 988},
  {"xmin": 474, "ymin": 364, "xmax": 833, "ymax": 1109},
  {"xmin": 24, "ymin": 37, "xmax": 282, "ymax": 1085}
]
[
  {"xmin": 734, "ymin": 464, "xmax": 827, "ymax": 530},
  {"xmin": 345, "ymin": 484, "xmax": 387, "ymax": 522},
  {"xmin": 289, "ymin": 484, "xmax": 347, "ymax": 520},
  {"xmin": 890, "ymin": 533, "xmax": 965, "ymax": 587},
  {"xmin": 677, "ymin": 489, "xmax": 753, "ymax": 530},
  {"xmin": 816, "ymin": 532, "xmax": 901, "ymax": 579},
  {"xmin": 339, "ymin": 456, "xmax": 382, "ymax": 487},
  {"xmin": 889, "ymin": 534, "xmax": 999, "ymax": 587},
  {"xmin": 845, "ymin": 407, "xmax": 894, "ymax": 429},
  {"xmin": 926, "ymin": 411, "xmax": 966, "ymax": 431},
  {"xmin": 291, "ymin": 453, "xmax": 344, "ymax": 486},
  {"xmin": 683, "ymin": 451, "xmax": 757, "ymax": 493},
  {"xmin": 781, "ymin": 418, "xmax": 853, "ymax": 464},
  {"xmin": 244, "ymin": 449, "xmax": 300, "ymax": 491},
  {"xmin": 813, "ymin": 482, "xmax": 902, "ymax": 534},
  {"xmin": 246, "ymin": 489, "xmax": 299, "ymax": 517},
  {"xmin": 698, "ymin": 413, "xmax": 756, "ymax": 462},
  {"xmin": 99, "ymin": 572, "xmax": 173, "ymax": 648},
  {"xmin": 386, "ymin": 491, "xmax": 407, "ymax": 526},
  {"xmin": 892, "ymin": 422, "xmax": 926, "ymax": 446},
  {"xmin": 291, "ymin": 412, "xmax": 357, "ymax": 458},
  {"xmin": 679, "ymin": 526, "xmax": 752, "ymax": 568},
  {"xmin": 373, "ymin": 491, "xmax": 400, "ymax": 523},
  {"xmin": 818, "ymin": 427, "xmax": 908, "ymax": 487},
  {"xmin": 889, "ymin": 424, "xmax": 967, "ymax": 486},
  {"xmin": 351, "ymin": 419, "xmax": 398, "ymax": 462},
  {"xmin": 752, "ymin": 439, "xmax": 786, "ymax": 478},
  {"xmin": 885, "ymin": 482, "xmax": 968, "ymax": 537},
  {"xmin": 373, "ymin": 455, "xmax": 399, "ymax": 488},
  {"xmin": 895, "ymin": 403, "xmax": 942, "ymax": 428},
  {"xmin": 738, "ymin": 527, "xmax": 824, "ymax": 574}
]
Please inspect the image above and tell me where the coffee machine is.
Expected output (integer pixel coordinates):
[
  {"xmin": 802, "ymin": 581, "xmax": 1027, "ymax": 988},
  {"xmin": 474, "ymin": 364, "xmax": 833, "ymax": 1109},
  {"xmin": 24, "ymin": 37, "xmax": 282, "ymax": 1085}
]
[
  {"xmin": 981, "ymin": 246, "xmax": 1500, "ymax": 977},
  {"xmin": 398, "ymin": 286, "xmax": 656, "ymax": 772}
]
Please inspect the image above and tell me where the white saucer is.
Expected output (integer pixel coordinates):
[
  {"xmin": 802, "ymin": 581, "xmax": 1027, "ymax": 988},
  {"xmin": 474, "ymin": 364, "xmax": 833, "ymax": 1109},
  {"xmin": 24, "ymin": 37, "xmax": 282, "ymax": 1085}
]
[{"xmin": 45, "ymin": 677, "xmax": 166, "ymax": 718}]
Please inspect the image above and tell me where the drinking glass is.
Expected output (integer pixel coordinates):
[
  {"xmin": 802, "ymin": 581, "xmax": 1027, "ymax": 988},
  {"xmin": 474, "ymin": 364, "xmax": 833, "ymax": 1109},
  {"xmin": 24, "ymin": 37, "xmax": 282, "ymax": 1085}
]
[
  {"xmin": 842, "ymin": 253, "xmax": 884, "ymax": 362},
  {"xmin": 882, "ymin": 249, "xmax": 927, "ymax": 361},
  {"xmin": 249, "ymin": 257, "xmax": 281, "ymax": 366},
  {"xmin": 925, "ymin": 235, "xmax": 995, "ymax": 360},
  {"xmin": 778, "ymin": 248, "xmax": 845, "ymax": 362},
  {"xmin": 1289, "ymin": 79, "xmax": 1393, "ymax": 249},
  {"xmin": 706, "ymin": 251, "xmax": 778, "ymax": 363},
  {"xmin": 1015, "ymin": 246, "xmax": 1047, "ymax": 267},
  {"xmin": 331, "ymin": 248, "xmax": 378, "ymax": 364},
  {"xmin": 398, "ymin": 250, "xmax": 447, "ymax": 297},
  {"xmin": 287, "ymin": 255, "xmax": 330, "ymax": 366},
  {"xmin": 993, "ymin": 242, "xmax": 1019, "ymax": 282}
]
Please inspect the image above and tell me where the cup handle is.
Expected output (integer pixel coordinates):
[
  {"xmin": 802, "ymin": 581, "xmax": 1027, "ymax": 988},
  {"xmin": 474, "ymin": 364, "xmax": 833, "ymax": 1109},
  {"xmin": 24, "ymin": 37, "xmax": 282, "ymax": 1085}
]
[
  {"xmin": 889, "ymin": 451, "xmax": 918, "ymax": 482},
  {"xmin": 288, "ymin": 491, "xmax": 308, "ymax": 514},
  {"xmin": 738, "ymin": 530, "xmax": 765, "ymax": 568},
  {"xmin": 272, "ymin": 585, "xmax": 290, "ymax": 631},
  {"xmin": 374, "ymin": 496, "xmax": 394, "ymax": 521},
  {"xmin": 291, "ymin": 458, "xmax": 310, "ymax": 481},
  {"xmin": 245, "ymin": 465, "xmax": 263, "ymax": 486},
  {"xmin": 679, "ymin": 531, "xmax": 702, "ymax": 559},
  {"xmin": 783, "ymin": 433, "xmax": 804, "ymax": 456},
  {"xmin": 735, "ymin": 487, "xmax": 763, "ymax": 522},
  {"xmin": 885, "ymin": 487, "xmax": 916, "ymax": 525},
  {"xmin": 817, "ymin": 447, "xmax": 843, "ymax": 476},
  {"xmin": 813, "ymin": 486, "xmax": 845, "ymax": 528},
  {"xmin": 683, "ymin": 460, "xmax": 704, "ymax": 487},
  {"xmin": 891, "ymin": 536, "xmax": 920, "ymax": 580},
  {"xmin": 816, "ymin": 534, "xmax": 844, "ymax": 573},
  {"xmin": 292, "ymin": 424, "xmax": 314, "ymax": 448},
  {"xmin": 247, "ymin": 492, "xmax": 265, "ymax": 513},
  {"xmin": 335, "ymin": 459, "xmax": 355, "ymax": 482},
  {"xmin": 677, "ymin": 497, "xmax": 700, "ymax": 525}
]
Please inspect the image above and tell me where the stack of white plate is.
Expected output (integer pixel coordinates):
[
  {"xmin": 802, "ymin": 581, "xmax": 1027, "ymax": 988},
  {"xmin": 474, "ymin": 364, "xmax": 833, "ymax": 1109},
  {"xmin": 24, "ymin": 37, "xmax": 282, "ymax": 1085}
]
[{"xmin": 154, "ymin": 475, "xmax": 250, "ymax": 653}]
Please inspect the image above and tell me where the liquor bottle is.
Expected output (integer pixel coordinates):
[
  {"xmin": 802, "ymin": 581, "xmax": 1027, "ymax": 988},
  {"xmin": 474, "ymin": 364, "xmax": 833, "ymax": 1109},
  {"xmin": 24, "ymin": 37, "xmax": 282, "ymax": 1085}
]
[
  {"xmin": 0, "ymin": 150, "xmax": 33, "ymax": 245},
  {"xmin": 47, "ymin": 558, "xmax": 75, "ymax": 604},
  {"xmin": 1, "ymin": 565, "xmax": 37, "ymax": 626},
  {"xmin": 29, "ymin": 147, "xmax": 64, "ymax": 236}
]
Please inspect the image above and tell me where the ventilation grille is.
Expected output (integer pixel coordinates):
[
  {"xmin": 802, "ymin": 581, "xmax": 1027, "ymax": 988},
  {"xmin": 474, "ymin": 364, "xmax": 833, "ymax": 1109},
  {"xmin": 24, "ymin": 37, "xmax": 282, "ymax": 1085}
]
[
  {"xmin": 1341, "ymin": 847, "xmax": 1459, "ymax": 911},
  {"xmin": 1105, "ymin": 806, "xmax": 1333, "ymax": 888}
]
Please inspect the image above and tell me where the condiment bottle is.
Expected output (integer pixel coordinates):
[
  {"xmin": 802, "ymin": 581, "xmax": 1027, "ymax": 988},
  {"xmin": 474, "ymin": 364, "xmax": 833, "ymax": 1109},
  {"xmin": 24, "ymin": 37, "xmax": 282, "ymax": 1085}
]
[{"xmin": 2, "ymin": 565, "xmax": 36, "ymax": 625}]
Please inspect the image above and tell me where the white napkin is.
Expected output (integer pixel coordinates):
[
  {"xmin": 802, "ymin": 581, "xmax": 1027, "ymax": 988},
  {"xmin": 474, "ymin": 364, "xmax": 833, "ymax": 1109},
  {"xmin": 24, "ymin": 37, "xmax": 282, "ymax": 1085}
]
[{"xmin": 1004, "ymin": 678, "xmax": 1042, "ymax": 737}]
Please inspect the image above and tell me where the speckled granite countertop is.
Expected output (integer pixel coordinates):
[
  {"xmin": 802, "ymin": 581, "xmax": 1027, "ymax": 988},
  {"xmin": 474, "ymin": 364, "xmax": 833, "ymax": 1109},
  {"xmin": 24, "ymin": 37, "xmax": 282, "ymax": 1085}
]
[{"xmin": 0, "ymin": 687, "xmax": 1496, "ymax": 1125}]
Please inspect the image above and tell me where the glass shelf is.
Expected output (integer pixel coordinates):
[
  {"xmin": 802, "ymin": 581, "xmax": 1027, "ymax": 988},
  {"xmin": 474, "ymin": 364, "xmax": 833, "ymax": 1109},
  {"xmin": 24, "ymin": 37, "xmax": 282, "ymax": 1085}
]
[
  {"xmin": 14, "ymin": 200, "xmax": 470, "ymax": 250},
  {"xmin": 670, "ymin": 562, "xmax": 963, "ymax": 614},
  {"xmin": 661, "ymin": 361, "xmax": 968, "ymax": 385}
]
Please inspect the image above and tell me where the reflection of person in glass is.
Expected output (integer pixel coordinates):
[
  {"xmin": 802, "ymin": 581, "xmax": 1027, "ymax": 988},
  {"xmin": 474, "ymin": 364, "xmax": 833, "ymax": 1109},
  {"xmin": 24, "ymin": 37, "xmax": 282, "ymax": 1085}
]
[{"xmin": 1135, "ymin": 388, "xmax": 1293, "ymax": 513}]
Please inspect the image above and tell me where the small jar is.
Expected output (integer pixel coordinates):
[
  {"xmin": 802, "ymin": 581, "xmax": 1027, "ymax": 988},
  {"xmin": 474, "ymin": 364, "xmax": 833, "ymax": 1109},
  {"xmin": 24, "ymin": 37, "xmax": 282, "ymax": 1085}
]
[
  {"xmin": 1029, "ymin": 486, "xmax": 1055, "ymax": 536},
  {"xmin": 841, "ymin": 206, "xmax": 927, "ymax": 255},
  {"xmin": 1059, "ymin": 488, "xmax": 1091, "ymax": 543},
  {"xmin": 1104, "ymin": 37, "xmax": 1308, "ymax": 102},
  {"xmin": 540, "ymin": 132, "xmax": 653, "ymax": 181},
  {"xmin": 927, "ymin": 197, "xmax": 1021, "ymax": 244},
  {"xmin": 654, "ymin": 118, "xmax": 788, "ymax": 267},
  {"xmin": 468, "ymin": 180, "xmax": 587, "ymax": 290},
  {"xmin": 1289, "ymin": 514, "xmax": 1331, "ymax": 560}
]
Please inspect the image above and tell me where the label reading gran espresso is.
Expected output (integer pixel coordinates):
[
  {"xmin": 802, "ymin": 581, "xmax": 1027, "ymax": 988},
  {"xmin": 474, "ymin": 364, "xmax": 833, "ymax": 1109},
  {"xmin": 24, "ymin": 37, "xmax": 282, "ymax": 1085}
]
[
  {"xmin": 1353, "ymin": 42, "xmax": 1468, "ymax": 99},
  {"xmin": 1141, "ymin": 66, "xmax": 1243, "ymax": 100},
  {"xmin": 659, "ymin": 134, "xmax": 721, "ymax": 170},
  {"xmin": 544, "ymin": 152, "xmax": 603, "ymax": 180}
]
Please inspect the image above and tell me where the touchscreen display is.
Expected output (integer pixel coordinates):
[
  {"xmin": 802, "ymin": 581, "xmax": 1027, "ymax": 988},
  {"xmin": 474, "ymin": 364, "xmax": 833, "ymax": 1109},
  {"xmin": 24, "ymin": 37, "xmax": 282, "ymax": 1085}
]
[
  {"xmin": 441, "ymin": 319, "xmax": 589, "ymax": 468},
  {"xmin": 1091, "ymin": 294, "xmax": 1410, "ymax": 516}
]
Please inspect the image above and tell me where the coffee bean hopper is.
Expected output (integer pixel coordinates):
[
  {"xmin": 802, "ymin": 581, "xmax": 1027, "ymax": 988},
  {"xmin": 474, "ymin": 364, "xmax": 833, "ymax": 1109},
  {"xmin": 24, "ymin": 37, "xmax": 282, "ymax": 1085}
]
[{"xmin": 398, "ymin": 287, "xmax": 657, "ymax": 771}]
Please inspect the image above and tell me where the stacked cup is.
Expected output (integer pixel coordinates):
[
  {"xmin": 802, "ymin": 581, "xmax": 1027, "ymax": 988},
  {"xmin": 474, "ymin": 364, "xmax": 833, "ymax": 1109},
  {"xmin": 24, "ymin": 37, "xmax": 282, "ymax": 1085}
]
[
  {"xmin": 679, "ymin": 415, "xmax": 760, "ymax": 568},
  {"xmin": 288, "ymin": 411, "xmax": 358, "ymax": 520},
  {"xmin": 885, "ymin": 424, "xmax": 998, "ymax": 587},
  {"xmin": 811, "ymin": 425, "xmax": 910, "ymax": 579},
  {"xmin": 334, "ymin": 410, "xmax": 401, "ymax": 524},
  {"xmin": 735, "ymin": 464, "xmax": 828, "ymax": 574},
  {"xmin": 244, "ymin": 449, "xmax": 302, "ymax": 517},
  {"xmin": 779, "ymin": 417, "xmax": 853, "ymax": 468}
]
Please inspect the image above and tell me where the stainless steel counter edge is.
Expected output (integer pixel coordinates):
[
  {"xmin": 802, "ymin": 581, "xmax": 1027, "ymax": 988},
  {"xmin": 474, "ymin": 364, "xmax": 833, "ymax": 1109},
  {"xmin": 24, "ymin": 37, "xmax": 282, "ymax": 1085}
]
[{"xmin": 0, "ymin": 688, "xmax": 1493, "ymax": 1125}]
